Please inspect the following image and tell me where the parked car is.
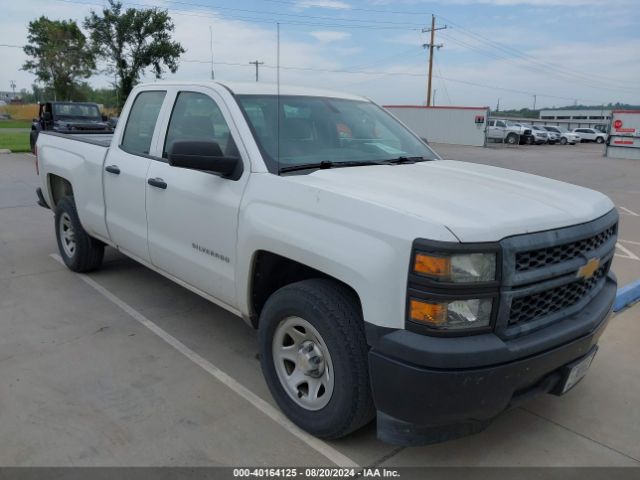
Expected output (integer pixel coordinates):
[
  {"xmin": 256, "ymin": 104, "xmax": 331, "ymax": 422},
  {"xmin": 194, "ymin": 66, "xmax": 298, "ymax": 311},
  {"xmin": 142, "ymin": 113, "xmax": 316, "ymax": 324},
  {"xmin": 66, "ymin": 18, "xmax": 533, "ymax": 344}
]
[
  {"xmin": 532, "ymin": 125, "xmax": 555, "ymax": 144},
  {"xmin": 487, "ymin": 119, "xmax": 534, "ymax": 144},
  {"xmin": 36, "ymin": 81, "xmax": 619, "ymax": 446},
  {"xmin": 543, "ymin": 126, "xmax": 580, "ymax": 145},
  {"xmin": 30, "ymin": 101, "xmax": 113, "ymax": 152},
  {"xmin": 573, "ymin": 128, "xmax": 607, "ymax": 143},
  {"xmin": 522, "ymin": 124, "xmax": 549, "ymax": 144},
  {"xmin": 535, "ymin": 125, "xmax": 560, "ymax": 144}
]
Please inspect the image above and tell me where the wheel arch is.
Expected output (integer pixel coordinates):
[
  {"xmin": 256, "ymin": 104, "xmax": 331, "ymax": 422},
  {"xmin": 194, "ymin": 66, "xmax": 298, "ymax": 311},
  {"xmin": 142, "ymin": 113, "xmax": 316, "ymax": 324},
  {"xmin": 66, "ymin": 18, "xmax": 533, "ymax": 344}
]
[
  {"xmin": 47, "ymin": 174, "xmax": 74, "ymax": 208},
  {"xmin": 247, "ymin": 250, "xmax": 363, "ymax": 329}
]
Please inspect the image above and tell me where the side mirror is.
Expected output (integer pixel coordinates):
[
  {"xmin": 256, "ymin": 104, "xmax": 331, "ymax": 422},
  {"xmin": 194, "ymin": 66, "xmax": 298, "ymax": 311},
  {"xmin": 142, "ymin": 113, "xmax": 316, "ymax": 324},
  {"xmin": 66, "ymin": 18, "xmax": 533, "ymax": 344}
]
[
  {"xmin": 32, "ymin": 118, "xmax": 39, "ymax": 122},
  {"xmin": 43, "ymin": 111, "xmax": 52, "ymax": 122},
  {"xmin": 101, "ymin": 114, "xmax": 108, "ymax": 121},
  {"xmin": 420, "ymin": 137, "xmax": 429, "ymax": 145},
  {"xmin": 168, "ymin": 140, "xmax": 242, "ymax": 180}
]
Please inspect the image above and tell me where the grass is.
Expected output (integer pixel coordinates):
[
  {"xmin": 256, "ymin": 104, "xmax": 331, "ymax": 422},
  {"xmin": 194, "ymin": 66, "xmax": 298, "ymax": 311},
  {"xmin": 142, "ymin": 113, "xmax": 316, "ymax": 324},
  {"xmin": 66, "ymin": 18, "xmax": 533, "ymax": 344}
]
[
  {"xmin": 0, "ymin": 130, "xmax": 31, "ymax": 152},
  {"xmin": 0, "ymin": 119, "xmax": 32, "ymax": 128}
]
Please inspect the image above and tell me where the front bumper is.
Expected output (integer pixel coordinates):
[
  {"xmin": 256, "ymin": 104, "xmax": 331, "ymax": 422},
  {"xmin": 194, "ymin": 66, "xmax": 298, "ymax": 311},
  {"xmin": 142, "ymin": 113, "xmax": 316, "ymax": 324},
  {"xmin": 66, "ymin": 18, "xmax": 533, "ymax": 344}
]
[{"xmin": 366, "ymin": 275, "xmax": 616, "ymax": 446}]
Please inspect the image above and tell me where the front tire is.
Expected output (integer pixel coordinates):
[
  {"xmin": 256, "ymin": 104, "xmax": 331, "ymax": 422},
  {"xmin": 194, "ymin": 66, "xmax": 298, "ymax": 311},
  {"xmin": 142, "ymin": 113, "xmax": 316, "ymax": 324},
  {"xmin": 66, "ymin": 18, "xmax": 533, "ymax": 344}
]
[
  {"xmin": 258, "ymin": 279, "xmax": 375, "ymax": 439},
  {"xmin": 55, "ymin": 196, "xmax": 104, "ymax": 272},
  {"xmin": 560, "ymin": 137, "xmax": 568, "ymax": 145}
]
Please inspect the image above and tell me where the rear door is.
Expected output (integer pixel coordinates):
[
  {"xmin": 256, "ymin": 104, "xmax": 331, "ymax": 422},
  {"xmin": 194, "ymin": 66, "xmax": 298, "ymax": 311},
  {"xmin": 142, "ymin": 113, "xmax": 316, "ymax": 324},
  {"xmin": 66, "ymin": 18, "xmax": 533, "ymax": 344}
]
[
  {"xmin": 145, "ymin": 87, "xmax": 249, "ymax": 308},
  {"xmin": 487, "ymin": 120, "xmax": 501, "ymax": 139},
  {"xmin": 104, "ymin": 89, "xmax": 166, "ymax": 261}
]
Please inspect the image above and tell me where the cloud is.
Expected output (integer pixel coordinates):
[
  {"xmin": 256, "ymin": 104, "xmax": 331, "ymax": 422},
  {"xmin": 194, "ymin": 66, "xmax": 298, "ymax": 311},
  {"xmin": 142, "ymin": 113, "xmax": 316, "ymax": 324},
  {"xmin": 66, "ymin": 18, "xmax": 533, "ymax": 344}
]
[
  {"xmin": 309, "ymin": 31, "xmax": 351, "ymax": 43},
  {"xmin": 296, "ymin": 0, "xmax": 351, "ymax": 10}
]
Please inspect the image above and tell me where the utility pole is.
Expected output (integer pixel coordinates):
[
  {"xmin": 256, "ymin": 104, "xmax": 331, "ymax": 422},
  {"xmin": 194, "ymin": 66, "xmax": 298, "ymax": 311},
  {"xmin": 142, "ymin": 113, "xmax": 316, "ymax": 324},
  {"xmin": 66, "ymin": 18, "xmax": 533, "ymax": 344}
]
[
  {"xmin": 496, "ymin": 98, "xmax": 500, "ymax": 112},
  {"xmin": 249, "ymin": 60, "xmax": 264, "ymax": 82},
  {"xmin": 532, "ymin": 94, "xmax": 537, "ymax": 111},
  {"xmin": 9, "ymin": 80, "xmax": 16, "ymax": 99},
  {"xmin": 422, "ymin": 15, "xmax": 446, "ymax": 107}
]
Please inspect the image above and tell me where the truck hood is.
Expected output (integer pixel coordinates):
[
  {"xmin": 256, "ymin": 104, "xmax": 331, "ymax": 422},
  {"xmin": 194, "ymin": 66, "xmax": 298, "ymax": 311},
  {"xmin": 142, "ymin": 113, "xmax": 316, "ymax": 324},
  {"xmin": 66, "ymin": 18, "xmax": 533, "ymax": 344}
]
[{"xmin": 286, "ymin": 160, "xmax": 614, "ymax": 242}]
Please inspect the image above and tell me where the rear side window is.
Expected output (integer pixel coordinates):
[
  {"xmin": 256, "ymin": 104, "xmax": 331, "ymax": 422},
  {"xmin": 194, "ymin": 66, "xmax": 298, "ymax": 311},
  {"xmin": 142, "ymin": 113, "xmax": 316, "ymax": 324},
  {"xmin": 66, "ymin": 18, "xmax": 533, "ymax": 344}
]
[
  {"xmin": 163, "ymin": 91, "xmax": 238, "ymax": 158},
  {"xmin": 121, "ymin": 91, "xmax": 166, "ymax": 155}
]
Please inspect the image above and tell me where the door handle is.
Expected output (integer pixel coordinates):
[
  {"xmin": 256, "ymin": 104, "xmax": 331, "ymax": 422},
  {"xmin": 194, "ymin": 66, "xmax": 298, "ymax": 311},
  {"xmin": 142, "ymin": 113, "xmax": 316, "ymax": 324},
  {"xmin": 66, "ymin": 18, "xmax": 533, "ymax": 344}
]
[
  {"xmin": 147, "ymin": 177, "xmax": 167, "ymax": 190},
  {"xmin": 105, "ymin": 165, "xmax": 120, "ymax": 175}
]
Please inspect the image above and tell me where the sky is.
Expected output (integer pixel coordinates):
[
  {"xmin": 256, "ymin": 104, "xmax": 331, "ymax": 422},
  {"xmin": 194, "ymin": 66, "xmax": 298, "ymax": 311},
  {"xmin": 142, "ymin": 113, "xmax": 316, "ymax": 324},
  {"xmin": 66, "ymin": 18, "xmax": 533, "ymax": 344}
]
[{"xmin": 1, "ymin": 0, "xmax": 639, "ymax": 110}]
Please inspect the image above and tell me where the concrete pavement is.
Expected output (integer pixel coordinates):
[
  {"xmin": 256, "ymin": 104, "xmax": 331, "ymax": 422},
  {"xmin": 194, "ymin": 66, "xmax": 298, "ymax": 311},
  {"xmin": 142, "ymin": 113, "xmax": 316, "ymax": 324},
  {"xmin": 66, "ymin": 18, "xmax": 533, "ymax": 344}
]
[{"xmin": 1, "ymin": 150, "xmax": 639, "ymax": 467}]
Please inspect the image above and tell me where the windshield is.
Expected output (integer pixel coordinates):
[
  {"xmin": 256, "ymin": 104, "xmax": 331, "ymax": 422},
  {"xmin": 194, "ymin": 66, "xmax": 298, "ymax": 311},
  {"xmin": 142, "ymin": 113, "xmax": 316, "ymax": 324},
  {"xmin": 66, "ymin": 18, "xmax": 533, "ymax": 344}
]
[
  {"xmin": 236, "ymin": 95, "xmax": 438, "ymax": 174},
  {"xmin": 53, "ymin": 103, "xmax": 101, "ymax": 120}
]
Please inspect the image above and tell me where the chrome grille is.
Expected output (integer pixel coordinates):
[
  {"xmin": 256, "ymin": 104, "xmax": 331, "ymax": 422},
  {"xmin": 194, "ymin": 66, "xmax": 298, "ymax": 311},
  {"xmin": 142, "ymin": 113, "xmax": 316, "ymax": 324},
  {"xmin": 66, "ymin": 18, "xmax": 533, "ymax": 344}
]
[{"xmin": 515, "ymin": 224, "xmax": 617, "ymax": 272}]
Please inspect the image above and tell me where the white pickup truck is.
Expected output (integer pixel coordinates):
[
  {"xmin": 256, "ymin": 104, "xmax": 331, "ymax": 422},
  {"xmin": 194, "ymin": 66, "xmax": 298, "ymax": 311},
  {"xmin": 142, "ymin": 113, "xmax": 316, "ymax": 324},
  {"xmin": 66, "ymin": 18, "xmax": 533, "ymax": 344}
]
[{"xmin": 35, "ymin": 81, "xmax": 619, "ymax": 446}]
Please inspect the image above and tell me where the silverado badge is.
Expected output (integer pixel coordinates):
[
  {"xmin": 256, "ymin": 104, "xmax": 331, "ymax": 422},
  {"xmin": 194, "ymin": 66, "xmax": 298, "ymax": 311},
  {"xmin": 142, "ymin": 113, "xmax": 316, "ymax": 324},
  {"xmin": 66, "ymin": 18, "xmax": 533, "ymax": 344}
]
[{"xmin": 577, "ymin": 258, "xmax": 601, "ymax": 280}]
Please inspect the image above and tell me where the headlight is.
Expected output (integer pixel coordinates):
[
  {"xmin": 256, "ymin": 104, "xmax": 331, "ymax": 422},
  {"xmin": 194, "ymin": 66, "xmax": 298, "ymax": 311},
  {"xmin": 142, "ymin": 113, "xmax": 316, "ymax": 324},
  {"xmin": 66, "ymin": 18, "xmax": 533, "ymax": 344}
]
[
  {"xmin": 409, "ymin": 297, "xmax": 493, "ymax": 330},
  {"xmin": 413, "ymin": 252, "xmax": 496, "ymax": 283}
]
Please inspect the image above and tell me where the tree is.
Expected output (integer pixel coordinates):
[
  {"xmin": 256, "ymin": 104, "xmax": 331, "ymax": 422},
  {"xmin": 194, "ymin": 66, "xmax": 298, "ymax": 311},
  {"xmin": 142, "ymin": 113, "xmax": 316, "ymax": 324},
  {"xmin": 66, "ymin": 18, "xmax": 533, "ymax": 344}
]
[
  {"xmin": 22, "ymin": 17, "xmax": 96, "ymax": 101},
  {"xmin": 84, "ymin": 0, "xmax": 185, "ymax": 108}
]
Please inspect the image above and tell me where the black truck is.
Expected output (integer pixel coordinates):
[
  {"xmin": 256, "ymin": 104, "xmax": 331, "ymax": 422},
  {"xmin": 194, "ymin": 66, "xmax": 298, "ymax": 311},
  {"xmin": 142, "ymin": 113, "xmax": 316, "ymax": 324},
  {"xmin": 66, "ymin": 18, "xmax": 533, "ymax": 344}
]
[{"xmin": 30, "ymin": 102, "xmax": 114, "ymax": 152}]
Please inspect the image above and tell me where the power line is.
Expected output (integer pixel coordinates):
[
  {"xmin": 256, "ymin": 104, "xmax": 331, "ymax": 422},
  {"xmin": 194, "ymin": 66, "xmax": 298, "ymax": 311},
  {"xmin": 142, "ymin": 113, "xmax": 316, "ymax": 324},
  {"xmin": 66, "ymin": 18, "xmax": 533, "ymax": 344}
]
[
  {"xmin": 440, "ymin": 30, "xmax": 640, "ymax": 95},
  {"xmin": 161, "ymin": 0, "xmax": 424, "ymax": 27},
  {"xmin": 53, "ymin": 0, "xmax": 422, "ymax": 30},
  {"xmin": 437, "ymin": 15, "xmax": 640, "ymax": 92},
  {"xmin": 181, "ymin": 58, "xmax": 609, "ymax": 104}
]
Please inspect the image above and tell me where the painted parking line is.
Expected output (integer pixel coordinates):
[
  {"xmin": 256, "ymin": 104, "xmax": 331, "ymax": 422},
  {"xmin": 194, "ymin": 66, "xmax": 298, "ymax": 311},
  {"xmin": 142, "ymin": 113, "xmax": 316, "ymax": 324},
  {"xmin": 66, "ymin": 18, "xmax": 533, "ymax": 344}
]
[
  {"xmin": 50, "ymin": 253, "xmax": 360, "ymax": 468},
  {"xmin": 618, "ymin": 206, "xmax": 639, "ymax": 217},
  {"xmin": 615, "ymin": 242, "xmax": 640, "ymax": 261},
  {"xmin": 620, "ymin": 239, "xmax": 640, "ymax": 246}
]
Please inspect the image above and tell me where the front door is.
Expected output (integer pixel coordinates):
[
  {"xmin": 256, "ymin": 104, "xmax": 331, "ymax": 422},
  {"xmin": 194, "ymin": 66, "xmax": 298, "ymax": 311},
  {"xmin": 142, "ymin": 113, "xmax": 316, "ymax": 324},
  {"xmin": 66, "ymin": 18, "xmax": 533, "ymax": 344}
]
[
  {"xmin": 104, "ymin": 90, "xmax": 166, "ymax": 262},
  {"xmin": 145, "ymin": 89, "xmax": 248, "ymax": 308}
]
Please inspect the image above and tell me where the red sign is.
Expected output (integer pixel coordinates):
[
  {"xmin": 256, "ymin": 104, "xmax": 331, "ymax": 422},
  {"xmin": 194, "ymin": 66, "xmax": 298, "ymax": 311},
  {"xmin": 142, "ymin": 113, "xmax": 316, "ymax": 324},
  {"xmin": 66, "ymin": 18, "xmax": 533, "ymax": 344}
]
[{"xmin": 614, "ymin": 119, "xmax": 623, "ymax": 129}]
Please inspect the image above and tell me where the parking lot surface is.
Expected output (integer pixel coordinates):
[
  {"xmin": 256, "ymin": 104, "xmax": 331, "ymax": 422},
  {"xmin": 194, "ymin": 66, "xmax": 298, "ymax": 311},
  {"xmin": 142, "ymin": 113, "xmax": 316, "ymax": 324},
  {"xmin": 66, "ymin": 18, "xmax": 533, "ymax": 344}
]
[{"xmin": 1, "ymin": 146, "xmax": 639, "ymax": 467}]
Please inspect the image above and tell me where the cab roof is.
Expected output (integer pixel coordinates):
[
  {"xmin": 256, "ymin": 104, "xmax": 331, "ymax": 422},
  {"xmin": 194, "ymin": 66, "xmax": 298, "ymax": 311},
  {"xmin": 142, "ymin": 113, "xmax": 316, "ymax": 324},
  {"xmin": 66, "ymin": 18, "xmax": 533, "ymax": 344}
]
[{"xmin": 137, "ymin": 80, "xmax": 369, "ymax": 102}]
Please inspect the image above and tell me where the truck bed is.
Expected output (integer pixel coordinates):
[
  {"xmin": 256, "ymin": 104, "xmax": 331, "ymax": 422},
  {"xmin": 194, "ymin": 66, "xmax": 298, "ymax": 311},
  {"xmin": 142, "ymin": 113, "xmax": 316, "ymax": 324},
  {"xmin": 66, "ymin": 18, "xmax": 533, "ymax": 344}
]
[{"xmin": 41, "ymin": 131, "xmax": 114, "ymax": 148}]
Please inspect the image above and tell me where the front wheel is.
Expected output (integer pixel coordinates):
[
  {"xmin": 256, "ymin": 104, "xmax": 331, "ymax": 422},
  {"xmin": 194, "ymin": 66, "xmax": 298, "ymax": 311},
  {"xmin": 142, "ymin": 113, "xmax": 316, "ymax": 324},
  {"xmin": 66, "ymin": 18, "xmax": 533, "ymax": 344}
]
[
  {"xmin": 54, "ymin": 196, "xmax": 104, "ymax": 272},
  {"xmin": 258, "ymin": 279, "xmax": 375, "ymax": 439},
  {"xmin": 560, "ymin": 137, "xmax": 568, "ymax": 145}
]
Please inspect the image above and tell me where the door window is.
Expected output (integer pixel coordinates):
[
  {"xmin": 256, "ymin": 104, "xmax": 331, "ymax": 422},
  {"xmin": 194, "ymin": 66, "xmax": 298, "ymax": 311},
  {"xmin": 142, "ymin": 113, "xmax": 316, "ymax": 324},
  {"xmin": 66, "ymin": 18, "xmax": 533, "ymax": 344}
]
[
  {"xmin": 121, "ymin": 91, "xmax": 166, "ymax": 155},
  {"xmin": 163, "ymin": 92, "xmax": 238, "ymax": 158}
]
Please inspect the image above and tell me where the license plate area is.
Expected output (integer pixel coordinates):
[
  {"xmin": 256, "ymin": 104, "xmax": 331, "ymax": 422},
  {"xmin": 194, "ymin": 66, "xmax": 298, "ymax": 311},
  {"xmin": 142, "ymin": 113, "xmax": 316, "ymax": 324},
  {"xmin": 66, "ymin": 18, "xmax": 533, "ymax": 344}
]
[{"xmin": 555, "ymin": 346, "xmax": 598, "ymax": 395}]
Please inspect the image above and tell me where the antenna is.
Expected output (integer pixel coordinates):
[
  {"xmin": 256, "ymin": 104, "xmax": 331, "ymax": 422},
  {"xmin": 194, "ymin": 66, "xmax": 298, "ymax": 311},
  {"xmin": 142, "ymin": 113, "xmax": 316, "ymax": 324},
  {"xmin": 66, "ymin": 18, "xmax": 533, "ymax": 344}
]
[
  {"xmin": 276, "ymin": 22, "xmax": 281, "ymax": 171},
  {"xmin": 209, "ymin": 25, "xmax": 215, "ymax": 80}
]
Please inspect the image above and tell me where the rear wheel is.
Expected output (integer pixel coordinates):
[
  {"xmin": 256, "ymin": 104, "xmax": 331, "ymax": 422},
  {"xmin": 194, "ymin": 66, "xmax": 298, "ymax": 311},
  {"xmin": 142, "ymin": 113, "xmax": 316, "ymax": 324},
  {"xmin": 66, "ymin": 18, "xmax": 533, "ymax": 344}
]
[
  {"xmin": 258, "ymin": 279, "xmax": 375, "ymax": 439},
  {"xmin": 596, "ymin": 137, "xmax": 604, "ymax": 144},
  {"xmin": 55, "ymin": 196, "xmax": 104, "ymax": 272},
  {"xmin": 505, "ymin": 133, "xmax": 518, "ymax": 145}
]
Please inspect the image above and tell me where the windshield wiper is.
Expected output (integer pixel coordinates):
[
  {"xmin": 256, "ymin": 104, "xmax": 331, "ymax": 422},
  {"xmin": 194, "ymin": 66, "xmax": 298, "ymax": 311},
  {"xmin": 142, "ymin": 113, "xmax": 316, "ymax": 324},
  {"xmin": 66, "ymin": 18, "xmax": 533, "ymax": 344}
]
[
  {"xmin": 279, "ymin": 160, "xmax": 385, "ymax": 173},
  {"xmin": 382, "ymin": 156, "xmax": 431, "ymax": 165}
]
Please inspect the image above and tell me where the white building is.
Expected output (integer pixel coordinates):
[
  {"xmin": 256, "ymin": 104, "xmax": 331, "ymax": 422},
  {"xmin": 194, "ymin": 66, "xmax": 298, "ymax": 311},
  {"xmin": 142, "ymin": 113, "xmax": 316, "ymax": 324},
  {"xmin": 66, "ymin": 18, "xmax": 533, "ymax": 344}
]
[{"xmin": 539, "ymin": 108, "xmax": 611, "ymax": 121}]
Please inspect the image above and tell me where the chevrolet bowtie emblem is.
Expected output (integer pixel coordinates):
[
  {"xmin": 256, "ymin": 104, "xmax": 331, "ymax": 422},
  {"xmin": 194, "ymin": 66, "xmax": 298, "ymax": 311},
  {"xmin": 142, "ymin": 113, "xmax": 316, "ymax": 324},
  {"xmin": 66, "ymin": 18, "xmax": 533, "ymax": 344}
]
[{"xmin": 577, "ymin": 258, "xmax": 601, "ymax": 280}]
